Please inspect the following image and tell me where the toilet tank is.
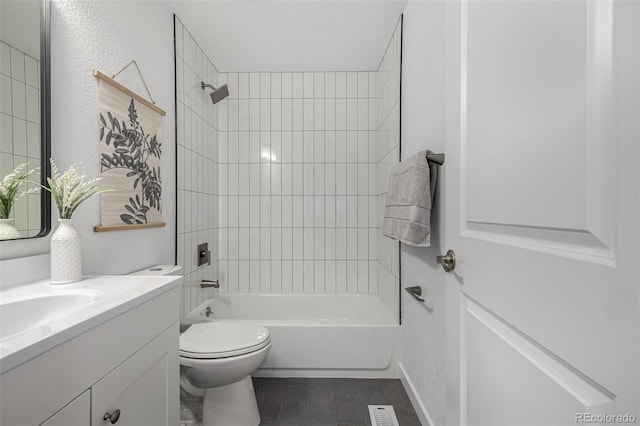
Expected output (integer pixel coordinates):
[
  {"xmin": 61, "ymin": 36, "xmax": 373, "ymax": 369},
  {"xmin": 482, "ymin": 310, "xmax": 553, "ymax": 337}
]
[{"xmin": 129, "ymin": 265, "xmax": 188, "ymax": 331}]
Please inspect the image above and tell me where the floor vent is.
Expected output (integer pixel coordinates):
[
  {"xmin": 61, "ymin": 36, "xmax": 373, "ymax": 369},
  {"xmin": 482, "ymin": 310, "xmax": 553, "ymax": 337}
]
[{"xmin": 368, "ymin": 405, "xmax": 399, "ymax": 426}]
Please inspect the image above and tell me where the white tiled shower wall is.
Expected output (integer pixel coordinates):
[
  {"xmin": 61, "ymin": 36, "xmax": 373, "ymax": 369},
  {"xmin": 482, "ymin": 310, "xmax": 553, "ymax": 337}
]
[
  {"xmin": 216, "ymin": 21, "xmax": 401, "ymax": 308},
  {"xmin": 175, "ymin": 18, "xmax": 220, "ymax": 316},
  {"xmin": 176, "ymin": 16, "xmax": 401, "ymax": 318},
  {"xmin": 0, "ymin": 41, "xmax": 41, "ymax": 237},
  {"xmin": 375, "ymin": 20, "xmax": 402, "ymax": 319},
  {"xmin": 215, "ymin": 70, "xmax": 380, "ymax": 295}
]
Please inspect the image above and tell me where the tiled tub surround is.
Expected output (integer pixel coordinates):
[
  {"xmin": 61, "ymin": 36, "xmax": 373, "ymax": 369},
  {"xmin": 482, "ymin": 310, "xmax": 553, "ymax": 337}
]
[
  {"xmin": 0, "ymin": 41, "xmax": 41, "ymax": 237},
  {"xmin": 374, "ymin": 20, "xmax": 402, "ymax": 322},
  {"xmin": 216, "ymin": 21, "xmax": 402, "ymax": 320},
  {"xmin": 175, "ymin": 18, "xmax": 220, "ymax": 317},
  {"xmin": 216, "ymin": 70, "xmax": 381, "ymax": 297},
  {"xmin": 175, "ymin": 16, "xmax": 402, "ymax": 320}
]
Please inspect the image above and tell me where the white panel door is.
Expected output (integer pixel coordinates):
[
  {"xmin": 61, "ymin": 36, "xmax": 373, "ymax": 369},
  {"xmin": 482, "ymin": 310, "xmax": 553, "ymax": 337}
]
[{"xmin": 445, "ymin": 1, "xmax": 639, "ymax": 425}]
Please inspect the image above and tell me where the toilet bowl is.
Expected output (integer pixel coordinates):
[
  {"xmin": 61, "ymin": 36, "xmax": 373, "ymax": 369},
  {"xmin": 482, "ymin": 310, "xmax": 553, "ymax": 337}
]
[
  {"xmin": 127, "ymin": 266, "xmax": 270, "ymax": 426},
  {"xmin": 180, "ymin": 322, "xmax": 271, "ymax": 426}
]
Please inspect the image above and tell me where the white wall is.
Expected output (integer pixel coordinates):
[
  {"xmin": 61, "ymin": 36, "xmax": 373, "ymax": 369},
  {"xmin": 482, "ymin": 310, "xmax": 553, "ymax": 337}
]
[
  {"xmin": 0, "ymin": 1, "xmax": 176, "ymax": 274},
  {"xmin": 399, "ymin": 2, "xmax": 447, "ymax": 425},
  {"xmin": 175, "ymin": 17, "xmax": 220, "ymax": 317}
]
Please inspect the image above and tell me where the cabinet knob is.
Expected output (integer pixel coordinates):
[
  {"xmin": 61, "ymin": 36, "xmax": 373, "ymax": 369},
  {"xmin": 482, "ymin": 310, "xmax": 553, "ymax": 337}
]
[{"xmin": 103, "ymin": 409, "xmax": 121, "ymax": 424}]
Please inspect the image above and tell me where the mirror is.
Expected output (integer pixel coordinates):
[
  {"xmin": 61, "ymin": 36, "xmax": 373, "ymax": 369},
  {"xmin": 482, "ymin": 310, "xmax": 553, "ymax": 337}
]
[{"xmin": 0, "ymin": 0, "xmax": 50, "ymax": 240}]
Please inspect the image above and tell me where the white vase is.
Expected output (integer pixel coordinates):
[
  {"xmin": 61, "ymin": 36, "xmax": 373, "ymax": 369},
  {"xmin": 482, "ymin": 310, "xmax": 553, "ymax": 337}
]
[
  {"xmin": 50, "ymin": 219, "xmax": 82, "ymax": 285},
  {"xmin": 0, "ymin": 219, "xmax": 21, "ymax": 240}
]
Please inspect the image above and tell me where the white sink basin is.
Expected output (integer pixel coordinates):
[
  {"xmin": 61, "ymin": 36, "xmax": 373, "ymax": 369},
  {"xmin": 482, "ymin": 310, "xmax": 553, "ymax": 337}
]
[
  {"xmin": 0, "ymin": 275, "xmax": 181, "ymax": 374},
  {"xmin": 0, "ymin": 290, "xmax": 102, "ymax": 339}
]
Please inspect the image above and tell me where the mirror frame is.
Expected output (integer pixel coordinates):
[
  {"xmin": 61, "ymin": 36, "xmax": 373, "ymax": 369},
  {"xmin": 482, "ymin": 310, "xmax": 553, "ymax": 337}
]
[{"xmin": 35, "ymin": 0, "xmax": 51, "ymax": 238}]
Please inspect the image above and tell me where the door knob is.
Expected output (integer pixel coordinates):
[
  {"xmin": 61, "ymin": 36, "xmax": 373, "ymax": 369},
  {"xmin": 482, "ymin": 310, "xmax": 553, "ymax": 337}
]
[
  {"xmin": 436, "ymin": 250, "xmax": 456, "ymax": 272},
  {"xmin": 103, "ymin": 409, "xmax": 121, "ymax": 424}
]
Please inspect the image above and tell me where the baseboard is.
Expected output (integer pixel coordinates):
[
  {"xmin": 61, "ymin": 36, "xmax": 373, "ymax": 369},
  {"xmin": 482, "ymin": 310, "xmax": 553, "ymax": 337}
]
[
  {"xmin": 254, "ymin": 364, "xmax": 399, "ymax": 379},
  {"xmin": 399, "ymin": 363, "xmax": 436, "ymax": 426}
]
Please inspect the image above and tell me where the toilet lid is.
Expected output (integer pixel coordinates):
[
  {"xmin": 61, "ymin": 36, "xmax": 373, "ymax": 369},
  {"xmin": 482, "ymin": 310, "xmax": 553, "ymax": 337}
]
[{"xmin": 179, "ymin": 322, "xmax": 270, "ymax": 359}]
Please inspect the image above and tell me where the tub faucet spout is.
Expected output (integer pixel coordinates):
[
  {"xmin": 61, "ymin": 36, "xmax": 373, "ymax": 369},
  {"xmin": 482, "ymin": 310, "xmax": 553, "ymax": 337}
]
[{"xmin": 201, "ymin": 280, "xmax": 219, "ymax": 288}]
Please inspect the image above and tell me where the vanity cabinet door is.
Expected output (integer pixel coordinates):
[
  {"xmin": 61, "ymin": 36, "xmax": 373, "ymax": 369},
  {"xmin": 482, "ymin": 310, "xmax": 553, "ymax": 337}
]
[
  {"xmin": 90, "ymin": 323, "xmax": 179, "ymax": 426},
  {"xmin": 40, "ymin": 390, "xmax": 90, "ymax": 426}
]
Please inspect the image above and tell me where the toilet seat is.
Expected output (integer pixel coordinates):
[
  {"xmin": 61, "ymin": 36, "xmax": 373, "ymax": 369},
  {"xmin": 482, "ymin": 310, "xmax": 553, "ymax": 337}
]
[{"xmin": 180, "ymin": 322, "xmax": 270, "ymax": 359}]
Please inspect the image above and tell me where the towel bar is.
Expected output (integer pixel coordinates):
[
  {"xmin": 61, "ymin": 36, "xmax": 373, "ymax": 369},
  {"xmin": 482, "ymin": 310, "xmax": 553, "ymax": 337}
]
[{"xmin": 426, "ymin": 152, "xmax": 445, "ymax": 165}]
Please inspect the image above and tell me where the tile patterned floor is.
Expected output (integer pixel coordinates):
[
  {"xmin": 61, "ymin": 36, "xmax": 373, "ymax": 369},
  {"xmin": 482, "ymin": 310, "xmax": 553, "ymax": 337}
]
[
  {"xmin": 254, "ymin": 377, "xmax": 421, "ymax": 426},
  {"xmin": 180, "ymin": 377, "xmax": 422, "ymax": 426}
]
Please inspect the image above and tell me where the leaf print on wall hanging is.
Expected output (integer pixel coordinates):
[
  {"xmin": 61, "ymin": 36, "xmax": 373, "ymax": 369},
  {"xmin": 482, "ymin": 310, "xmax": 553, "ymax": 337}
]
[{"xmin": 95, "ymin": 73, "xmax": 165, "ymax": 229}]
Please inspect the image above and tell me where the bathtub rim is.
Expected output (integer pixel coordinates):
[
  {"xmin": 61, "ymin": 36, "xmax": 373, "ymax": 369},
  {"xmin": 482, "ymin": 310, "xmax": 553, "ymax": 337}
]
[{"xmin": 182, "ymin": 292, "xmax": 399, "ymax": 326}]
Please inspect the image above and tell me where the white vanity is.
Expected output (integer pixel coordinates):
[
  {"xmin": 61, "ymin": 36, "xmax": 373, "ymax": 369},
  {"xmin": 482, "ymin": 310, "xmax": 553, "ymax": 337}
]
[
  {"xmin": 0, "ymin": 0, "xmax": 181, "ymax": 422},
  {"xmin": 0, "ymin": 275, "xmax": 181, "ymax": 426}
]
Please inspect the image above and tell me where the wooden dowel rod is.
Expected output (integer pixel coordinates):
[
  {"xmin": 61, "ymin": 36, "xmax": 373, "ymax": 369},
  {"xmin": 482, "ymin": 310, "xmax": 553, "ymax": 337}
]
[
  {"xmin": 94, "ymin": 222, "xmax": 166, "ymax": 233},
  {"xmin": 92, "ymin": 69, "xmax": 166, "ymax": 116}
]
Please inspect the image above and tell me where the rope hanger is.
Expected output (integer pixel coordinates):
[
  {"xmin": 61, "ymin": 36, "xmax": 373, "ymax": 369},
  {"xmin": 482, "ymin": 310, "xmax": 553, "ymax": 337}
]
[{"xmin": 110, "ymin": 60, "xmax": 157, "ymax": 105}]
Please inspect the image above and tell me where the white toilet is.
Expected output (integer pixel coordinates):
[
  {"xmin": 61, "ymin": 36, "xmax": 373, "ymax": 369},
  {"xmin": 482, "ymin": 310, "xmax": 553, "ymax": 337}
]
[
  {"xmin": 128, "ymin": 266, "xmax": 270, "ymax": 426},
  {"xmin": 180, "ymin": 322, "xmax": 271, "ymax": 426}
]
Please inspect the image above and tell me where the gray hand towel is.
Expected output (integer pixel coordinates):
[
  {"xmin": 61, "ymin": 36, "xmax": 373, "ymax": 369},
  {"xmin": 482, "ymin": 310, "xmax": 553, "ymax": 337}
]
[{"xmin": 382, "ymin": 150, "xmax": 438, "ymax": 247}]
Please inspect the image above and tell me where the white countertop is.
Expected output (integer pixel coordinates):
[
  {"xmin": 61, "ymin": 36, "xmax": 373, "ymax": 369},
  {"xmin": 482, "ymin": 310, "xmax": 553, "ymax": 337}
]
[{"xmin": 0, "ymin": 275, "xmax": 181, "ymax": 374}]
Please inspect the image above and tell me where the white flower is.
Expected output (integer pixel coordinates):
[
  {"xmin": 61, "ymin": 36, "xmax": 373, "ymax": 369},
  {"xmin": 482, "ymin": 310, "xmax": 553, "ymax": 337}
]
[{"xmin": 45, "ymin": 159, "xmax": 110, "ymax": 219}]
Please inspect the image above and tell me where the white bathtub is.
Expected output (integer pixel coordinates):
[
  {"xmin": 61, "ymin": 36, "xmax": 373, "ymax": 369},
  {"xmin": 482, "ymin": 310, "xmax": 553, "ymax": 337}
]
[{"xmin": 182, "ymin": 293, "xmax": 400, "ymax": 377}]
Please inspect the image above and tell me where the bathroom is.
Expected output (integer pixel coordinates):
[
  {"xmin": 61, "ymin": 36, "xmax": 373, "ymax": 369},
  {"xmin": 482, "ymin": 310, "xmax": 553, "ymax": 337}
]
[{"xmin": 0, "ymin": 0, "xmax": 638, "ymax": 425}]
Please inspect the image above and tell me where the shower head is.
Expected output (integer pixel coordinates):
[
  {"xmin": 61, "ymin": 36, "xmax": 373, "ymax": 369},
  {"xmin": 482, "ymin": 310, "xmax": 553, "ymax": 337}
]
[{"xmin": 201, "ymin": 81, "xmax": 229, "ymax": 104}]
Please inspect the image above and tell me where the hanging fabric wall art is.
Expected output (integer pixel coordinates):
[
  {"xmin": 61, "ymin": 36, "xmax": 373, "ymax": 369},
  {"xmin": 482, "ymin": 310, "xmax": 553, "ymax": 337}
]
[{"xmin": 93, "ymin": 69, "xmax": 166, "ymax": 231}]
